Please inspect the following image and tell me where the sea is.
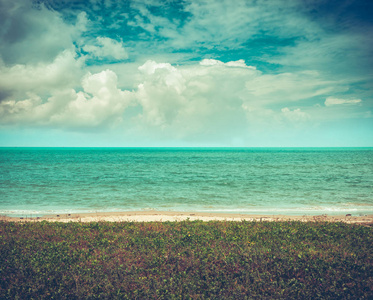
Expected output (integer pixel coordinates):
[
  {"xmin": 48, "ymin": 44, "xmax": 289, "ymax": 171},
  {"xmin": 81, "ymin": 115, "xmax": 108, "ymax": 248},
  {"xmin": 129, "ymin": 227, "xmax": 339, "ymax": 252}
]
[{"xmin": 0, "ymin": 147, "xmax": 372, "ymax": 217}]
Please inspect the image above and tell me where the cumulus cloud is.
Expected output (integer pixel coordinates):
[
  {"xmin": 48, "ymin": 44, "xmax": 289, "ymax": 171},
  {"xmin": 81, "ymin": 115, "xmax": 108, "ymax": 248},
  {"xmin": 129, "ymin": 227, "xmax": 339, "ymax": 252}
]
[
  {"xmin": 199, "ymin": 58, "xmax": 248, "ymax": 69},
  {"xmin": 50, "ymin": 70, "xmax": 133, "ymax": 127},
  {"xmin": 0, "ymin": 93, "xmax": 43, "ymax": 124},
  {"xmin": 0, "ymin": 70, "xmax": 134, "ymax": 128},
  {"xmin": 281, "ymin": 107, "xmax": 309, "ymax": 123},
  {"xmin": 119, "ymin": 58, "xmax": 252, "ymax": 142},
  {"xmin": 138, "ymin": 60, "xmax": 177, "ymax": 75},
  {"xmin": 134, "ymin": 58, "xmax": 259, "ymax": 134},
  {"xmin": 200, "ymin": 59, "xmax": 256, "ymax": 69},
  {"xmin": 325, "ymin": 96, "xmax": 362, "ymax": 106},
  {"xmin": 136, "ymin": 61, "xmax": 191, "ymax": 130},
  {"xmin": 0, "ymin": 55, "xmax": 365, "ymax": 144},
  {"xmin": 131, "ymin": 59, "xmax": 340, "ymax": 141},
  {"xmin": 83, "ymin": 37, "xmax": 128, "ymax": 60},
  {"xmin": 0, "ymin": 50, "xmax": 84, "ymax": 101},
  {"xmin": 0, "ymin": 0, "xmax": 371, "ymax": 146}
]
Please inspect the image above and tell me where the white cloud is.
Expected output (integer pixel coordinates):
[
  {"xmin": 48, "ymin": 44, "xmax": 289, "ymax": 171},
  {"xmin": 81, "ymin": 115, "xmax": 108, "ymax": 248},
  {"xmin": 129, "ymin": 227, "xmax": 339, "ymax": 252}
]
[
  {"xmin": 243, "ymin": 71, "xmax": 339, "ymax": 110},
  {"xmin": 199, "ymin": 59, "xmax": 225, "ymax": 67},
  {"xmin": 50, "ymin": 70, "xmax": 133, "ymax": 127},
  {"xmin": 0, "ymin": 0, "xmax": 371, "ymax": 146},
  {"xmin": 269, "ymin": 33, "xmax": 373, "ymax": 81},
  {"xmin": 0, "ymin": 93, "xmax": 43, "ymax": 124},
  {"xmin": 0, "ymin": 50, "xmax": 84, "ymax": 100},
  {"xmin": 135, "ymin": 61, "xmax": 189, "ymax": 129},
  {"xmin": 83, "ymin": 37, "xmax": 128, "ymax": 60},
  {"xmin": 75, "ymin": 12, "xmax": 89, "ymax": 33},
  {"xmin": 132, "ymin": 59, "xmax": 335, "ymax": 141},
  {"xmin": 325, "ymin": 96, "xmax": 362, "ymax": 106},
  {"xmin": 200, "ymin": 59, "xmax": 255, "ymax": 69},
  {"xmin": 138, "ymin": 60, "xmax": 177, "ymax": 75},
  {"xmin": 281, "ymin": 107, "xmax": 309, "ymax": 123},
  {"xmin": 127, "ymin": 0, "xmax": 321, "ymax": 55},
  {"xmin": 0, "ymin": 56, "xmax": 365, "ymax": 143},
  {"xmin": 0, "ymin": 70, "xmax": 134, "ymax": 128}
]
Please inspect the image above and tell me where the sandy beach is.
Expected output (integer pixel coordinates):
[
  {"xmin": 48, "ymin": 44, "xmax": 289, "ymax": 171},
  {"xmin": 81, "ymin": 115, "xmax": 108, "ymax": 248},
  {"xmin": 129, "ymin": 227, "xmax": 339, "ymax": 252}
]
[{"xmin": 2, "ymin": 211, "xmax": 373, "ymax": 225}]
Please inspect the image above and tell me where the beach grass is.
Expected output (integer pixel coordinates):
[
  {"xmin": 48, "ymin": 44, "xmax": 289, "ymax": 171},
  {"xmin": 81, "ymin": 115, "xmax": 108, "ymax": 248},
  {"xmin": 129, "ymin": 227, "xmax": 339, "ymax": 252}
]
[{"xmin": 1, "ymin": 220, "xmax": 372, "ymax": 299}]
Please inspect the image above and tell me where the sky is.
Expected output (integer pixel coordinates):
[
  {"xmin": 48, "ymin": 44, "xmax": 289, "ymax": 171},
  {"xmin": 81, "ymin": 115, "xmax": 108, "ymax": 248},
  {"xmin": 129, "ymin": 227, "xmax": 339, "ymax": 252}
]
[{"xmin": 0, "ymin": 0, "xmax": 372, "ymax": 147}]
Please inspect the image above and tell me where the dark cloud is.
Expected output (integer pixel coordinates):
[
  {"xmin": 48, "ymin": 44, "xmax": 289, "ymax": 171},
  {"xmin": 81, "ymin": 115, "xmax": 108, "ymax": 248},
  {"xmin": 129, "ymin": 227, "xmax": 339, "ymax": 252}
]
[
  {"xmin": 0, "ymin": 90, "xmax": 10, "ymax": 102},
  {"xmin": 0, "ymin": 0, "xmax": 74, "ymax": 64}
]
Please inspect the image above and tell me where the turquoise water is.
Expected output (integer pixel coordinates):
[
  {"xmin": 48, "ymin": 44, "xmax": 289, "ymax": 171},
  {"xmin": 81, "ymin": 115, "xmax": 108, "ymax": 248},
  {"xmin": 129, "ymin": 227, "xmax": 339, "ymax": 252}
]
[{"xmin": 0, "ymin": 148, "xmax": 372, "ymax": 217}]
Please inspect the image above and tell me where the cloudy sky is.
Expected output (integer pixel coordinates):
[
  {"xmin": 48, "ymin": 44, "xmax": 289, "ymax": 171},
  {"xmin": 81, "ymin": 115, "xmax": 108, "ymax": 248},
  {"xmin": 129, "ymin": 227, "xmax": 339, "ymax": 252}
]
[{"xmin": 0, "ymin": 0, "xmax": 372, "ymax": 147}]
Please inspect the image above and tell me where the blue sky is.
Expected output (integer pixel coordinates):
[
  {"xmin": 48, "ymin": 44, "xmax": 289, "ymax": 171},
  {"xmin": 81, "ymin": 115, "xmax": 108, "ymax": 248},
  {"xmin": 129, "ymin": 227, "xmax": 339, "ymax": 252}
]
[{"xmin": 0, "ymin": 0, "xmax": 372, "ymax": 147}]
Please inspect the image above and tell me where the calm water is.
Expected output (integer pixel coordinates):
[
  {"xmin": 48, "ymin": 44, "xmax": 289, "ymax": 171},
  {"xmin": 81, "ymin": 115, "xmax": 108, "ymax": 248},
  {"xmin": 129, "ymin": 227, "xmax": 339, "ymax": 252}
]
[{"xmin": 0, "ymin": 148, "xmax": 372, "ymax": 217}]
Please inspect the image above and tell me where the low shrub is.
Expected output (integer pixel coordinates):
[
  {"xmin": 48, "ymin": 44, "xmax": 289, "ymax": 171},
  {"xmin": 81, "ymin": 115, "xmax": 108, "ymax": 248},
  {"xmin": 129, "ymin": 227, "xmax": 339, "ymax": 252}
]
[{"xmin": 1, "ymin": 220, "xmax": 372, "ymax": 299}]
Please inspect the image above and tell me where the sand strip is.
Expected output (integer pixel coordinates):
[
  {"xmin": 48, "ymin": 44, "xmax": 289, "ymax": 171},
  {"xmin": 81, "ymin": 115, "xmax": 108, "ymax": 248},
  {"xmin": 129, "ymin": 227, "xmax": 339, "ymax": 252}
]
[{"xmin": 1, "ymin": 211, "xmax": 372, "ymax": 225}]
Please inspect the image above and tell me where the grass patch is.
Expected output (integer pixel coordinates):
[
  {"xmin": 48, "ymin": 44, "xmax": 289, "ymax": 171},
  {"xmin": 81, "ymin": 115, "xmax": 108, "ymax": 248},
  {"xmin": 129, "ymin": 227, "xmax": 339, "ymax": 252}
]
[{"xmin": 1, "ymin": 220, "xmax": 372, "ymax": 299}]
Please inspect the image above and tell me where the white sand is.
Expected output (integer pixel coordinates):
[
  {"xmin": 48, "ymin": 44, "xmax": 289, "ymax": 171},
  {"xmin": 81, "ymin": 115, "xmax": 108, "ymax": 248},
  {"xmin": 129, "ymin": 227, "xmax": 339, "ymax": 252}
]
[{"xmin": 3, "ymin": 211, "xmax": 373, "ymax": 224}]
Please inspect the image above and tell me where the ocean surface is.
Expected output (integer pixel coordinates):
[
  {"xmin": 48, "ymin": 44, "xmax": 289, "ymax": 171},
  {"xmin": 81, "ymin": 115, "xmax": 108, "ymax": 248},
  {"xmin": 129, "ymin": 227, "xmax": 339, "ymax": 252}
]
[{"xmin": 0, "ymin": 148, "xmax": 372, "ymax": 217}]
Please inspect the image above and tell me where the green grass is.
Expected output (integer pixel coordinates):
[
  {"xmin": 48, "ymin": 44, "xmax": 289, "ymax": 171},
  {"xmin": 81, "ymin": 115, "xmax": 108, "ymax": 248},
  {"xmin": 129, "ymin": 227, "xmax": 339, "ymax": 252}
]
[{"xmin": 1, "ymin": 220, "xmax": 372, "ymax": 299}]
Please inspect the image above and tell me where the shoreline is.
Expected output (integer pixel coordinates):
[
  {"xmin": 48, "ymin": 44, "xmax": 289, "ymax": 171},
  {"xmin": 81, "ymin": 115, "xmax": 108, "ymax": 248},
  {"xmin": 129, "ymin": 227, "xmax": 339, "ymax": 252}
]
[{"xmin": 2, "ymin": 211, "xmax": 373, "ymax": 224}]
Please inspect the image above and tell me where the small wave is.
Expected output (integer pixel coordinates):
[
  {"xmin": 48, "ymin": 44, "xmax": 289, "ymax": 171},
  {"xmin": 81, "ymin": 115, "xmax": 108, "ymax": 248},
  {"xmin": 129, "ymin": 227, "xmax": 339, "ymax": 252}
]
[{"xmin": 194, "ymin": 205, "xmax": 373, "ymax": 215}]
